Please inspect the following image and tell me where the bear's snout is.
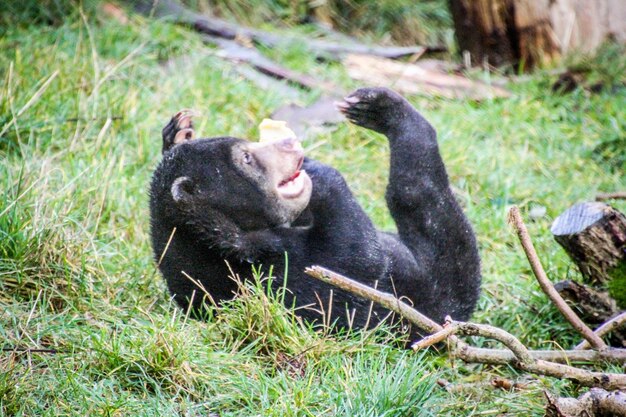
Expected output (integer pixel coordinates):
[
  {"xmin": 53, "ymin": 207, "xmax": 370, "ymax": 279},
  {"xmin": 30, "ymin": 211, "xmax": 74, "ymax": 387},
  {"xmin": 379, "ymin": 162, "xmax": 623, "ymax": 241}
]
[{"xmin": 274, "ymin": 137, "xmax": 302, "ymax": 154}]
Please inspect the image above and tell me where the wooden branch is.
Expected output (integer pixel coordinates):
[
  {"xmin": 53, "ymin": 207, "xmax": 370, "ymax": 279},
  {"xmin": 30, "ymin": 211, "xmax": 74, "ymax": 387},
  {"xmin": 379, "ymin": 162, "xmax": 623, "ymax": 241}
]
[
  {"xmin": 304, "ymin": 266, "xmax": 442, "ymax": 335},
  {"xmin": 204, "ymin": 35, "xmax": 336, "ymax": 92},
  {"xmin": 460, "ymin": 345, "xmax": 626, "ymax": 365},
  {"xmin": 419, "ymin": 320, "xmax": 626, "ymax": 365},
  {"xmin": 411, "ymin": 320, "xmax": 459, "ymax": 350},
  {"xmin": 231, "ymin": 65, "xmax": 301, "ymax": 100},
  {"xmin": 426, "ymin": 320, "xmax": 626, "ymax": 390},
  {"xmin": 507, "ymin": 206, "xmax": 607, "ymax": 350},
  {"xmin": 576, "ymin": 311, "xmax": 626, "ymax": 350},
  {"xmin": 304, "ymin": 266, "xmax": 626, "ymax": 389},
  {"xmin": 596, "ymin": 191, "xmax": 626, "ymax": 201},
  {"xmin": 133, "ymin": 0, "xmax": 336, "ymax": 91},
  {"xmin": 446, "ymin": 320, "xmax": 534, "ymax": 365}
]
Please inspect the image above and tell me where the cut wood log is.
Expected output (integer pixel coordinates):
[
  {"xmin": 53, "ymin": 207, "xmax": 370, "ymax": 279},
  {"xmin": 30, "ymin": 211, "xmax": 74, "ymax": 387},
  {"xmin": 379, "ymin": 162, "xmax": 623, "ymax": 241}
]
[
  {"xmin": 343, "ymin": 54, "xmax": 511, "ymax": 100},
  {"xmin": 551, "ymin": 203, "xmax": 626, "ymax": 305}
]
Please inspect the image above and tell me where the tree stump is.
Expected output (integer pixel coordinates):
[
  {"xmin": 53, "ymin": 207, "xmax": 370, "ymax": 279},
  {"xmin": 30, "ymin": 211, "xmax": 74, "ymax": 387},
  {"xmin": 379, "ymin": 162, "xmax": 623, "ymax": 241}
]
[
  {"xmin": 552, "ymin": 202, "xmax": 626, "ymax": 346},
  {"xmin": 553, "ymin": 280, "xmax": 618, "ymax": 324},
  {"xmin": 449, "ymin": 0, "xmax": 626, "ymax": 70},
  {"xmin": 552, "ymin": 201, "xmax": 626, "ymax": 307}
]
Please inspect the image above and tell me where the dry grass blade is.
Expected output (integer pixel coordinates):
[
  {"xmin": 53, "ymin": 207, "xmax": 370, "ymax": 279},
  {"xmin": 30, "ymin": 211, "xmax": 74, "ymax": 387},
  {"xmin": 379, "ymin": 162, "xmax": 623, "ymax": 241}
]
[{"xmin": 0, "ymin": 70, "xmax": 59, "ymax": 138}]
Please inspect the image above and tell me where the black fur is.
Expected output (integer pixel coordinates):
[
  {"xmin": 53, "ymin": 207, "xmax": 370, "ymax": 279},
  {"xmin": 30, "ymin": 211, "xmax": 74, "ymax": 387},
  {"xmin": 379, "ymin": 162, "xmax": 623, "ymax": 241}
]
[{"xmin": 150, "ymin": 87, "xmax": 481, "ymax": 331}]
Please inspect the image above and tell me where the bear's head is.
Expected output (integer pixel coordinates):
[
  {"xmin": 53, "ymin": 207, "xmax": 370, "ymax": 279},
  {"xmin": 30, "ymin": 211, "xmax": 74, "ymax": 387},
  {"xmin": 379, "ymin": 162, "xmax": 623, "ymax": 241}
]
[{"xmin": 151, "ymin": 136, "xmax": 312, "ymax": 233}]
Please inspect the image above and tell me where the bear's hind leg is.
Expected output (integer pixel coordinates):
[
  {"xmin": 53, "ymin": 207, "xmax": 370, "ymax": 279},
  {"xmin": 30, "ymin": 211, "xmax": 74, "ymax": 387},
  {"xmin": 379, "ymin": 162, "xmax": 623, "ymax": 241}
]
[{"xmin": 337, "ymin": 87, "xmax": 481, "ymax": 322}]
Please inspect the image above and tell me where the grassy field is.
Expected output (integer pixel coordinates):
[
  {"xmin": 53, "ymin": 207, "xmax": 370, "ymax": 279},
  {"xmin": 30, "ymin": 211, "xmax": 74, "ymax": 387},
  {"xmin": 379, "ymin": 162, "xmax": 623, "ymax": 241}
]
[{"xmin": 1, "ymin": 2, "xmax": 625, "ymax": 416}]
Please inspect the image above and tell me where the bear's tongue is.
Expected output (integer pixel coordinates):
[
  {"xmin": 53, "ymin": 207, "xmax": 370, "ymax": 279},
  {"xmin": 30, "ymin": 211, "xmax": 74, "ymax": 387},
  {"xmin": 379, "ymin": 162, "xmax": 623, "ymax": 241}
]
[
  {"xmin": 281, "ymin": 170, "xmax": 300, "ymax": 186},
  {"xmin": 278, "ymin": 170, "xmax": 305, "ymax": 198},
  {"xmin": 278, "ymin": 157, "xmax": 304, "ymax": 187}
]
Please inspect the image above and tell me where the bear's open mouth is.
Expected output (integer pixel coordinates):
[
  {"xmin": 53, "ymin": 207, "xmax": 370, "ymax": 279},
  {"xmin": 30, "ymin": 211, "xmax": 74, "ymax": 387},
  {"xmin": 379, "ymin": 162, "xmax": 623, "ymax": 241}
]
[{"xmin": 277, "ymin": 157, "xmax": 305, "ymax": 198}]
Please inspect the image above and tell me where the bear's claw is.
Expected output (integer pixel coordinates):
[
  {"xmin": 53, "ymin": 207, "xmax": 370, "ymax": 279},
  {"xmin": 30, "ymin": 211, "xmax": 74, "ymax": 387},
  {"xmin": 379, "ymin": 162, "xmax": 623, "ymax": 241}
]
[
  {"xmin": 162, "ymin": 109, "xmax": 199, "ymax": 153},
  {"xmin": 336, "ymin": 87, "xmax": 407, "ymax": 134}
]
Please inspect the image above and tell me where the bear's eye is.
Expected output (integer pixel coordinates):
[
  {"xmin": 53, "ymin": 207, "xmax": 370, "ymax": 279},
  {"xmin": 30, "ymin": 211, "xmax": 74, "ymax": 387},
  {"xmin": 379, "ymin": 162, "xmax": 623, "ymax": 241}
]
[{"xmin": 242, "ymin": 152, "xmax": 252, "ymax": 164}]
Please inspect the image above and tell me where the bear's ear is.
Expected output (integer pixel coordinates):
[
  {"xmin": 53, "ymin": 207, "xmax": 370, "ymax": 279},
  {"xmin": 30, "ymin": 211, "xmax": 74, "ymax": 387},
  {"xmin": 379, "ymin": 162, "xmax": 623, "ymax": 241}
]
[{"xmin": 171, "ymin": 176, "xmax": 195, "ymax": 205}]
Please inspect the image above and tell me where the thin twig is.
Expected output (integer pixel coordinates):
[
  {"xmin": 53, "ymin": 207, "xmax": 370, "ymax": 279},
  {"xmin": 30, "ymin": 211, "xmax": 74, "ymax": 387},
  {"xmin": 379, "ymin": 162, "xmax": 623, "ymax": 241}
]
[
  {"xmin": 576, "ymin": 312, "xmax": 626, "ymax": 350},
  {"xmin": 451, "ymin": 321, "xmax": 534, "ymax": 365},
  {"xmin": 596, "ymin": 191, "xmax": 626, "ymax": 201},
  {"xmin": 411, "ymin": 321, "xmax": 459, "ymax": 350},
  {"xmin": 0, "ymin": 70, "xmax": 59, "ymax": 138},
  {"xmin": 507, "ymin": 206, "xmax": 607, "ymax": 350},
  {"xmin": 458, "ymin": 345, "xmax": 626, "ymax": 365},
  {"xmin": 304, "ymin": 266, "xmax": 442, "ymax": 334}
]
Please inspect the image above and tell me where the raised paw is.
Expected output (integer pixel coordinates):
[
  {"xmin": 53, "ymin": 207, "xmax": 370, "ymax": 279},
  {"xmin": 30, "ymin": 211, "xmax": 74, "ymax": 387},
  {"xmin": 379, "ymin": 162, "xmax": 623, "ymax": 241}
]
[
  {"xmin": 335, "ymin": 87, "xmax": 410, "ymax": 134},
  {"xmin": 162, "ymin": 109, "xmax": 199, "ymax": 153}
]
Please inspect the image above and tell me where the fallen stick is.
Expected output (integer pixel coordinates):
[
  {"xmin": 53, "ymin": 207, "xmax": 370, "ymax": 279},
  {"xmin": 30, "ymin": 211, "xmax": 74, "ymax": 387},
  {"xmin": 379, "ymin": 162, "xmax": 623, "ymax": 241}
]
[
  {"xmin": 596, "ymin": 191, "xmax": 626, "ymax": 201},
  {"xmin": 304, "ymin": 266, "xmax": 442, "ymax": 335},
  {"xmin": 507, "ymin": 206, "xmax": 607, "ymax": 350},
  {"xmin": 411, "ymin": 321, "xmax": 459, "ymax": 350},
  {"xmin": 230, "ymin": 65, "xmax": 301, "ymax": 100},
  {"xmin": 204, "ymin": 35, "xmax": 336, "ymax": 91},
  {"xmin": 576, "ymin": 311, "xmax": 626, "ymax": 350},
  {"xmin": 459, "ymin": 345, "xmax": 626, "ymax": 365},
  {"xmin": 304, "ymin": 266, "xmax": 626, "ymax": 389},
  {"xmin": 427, "ymin": 319, "xmax": 626, "ymax": 390}
]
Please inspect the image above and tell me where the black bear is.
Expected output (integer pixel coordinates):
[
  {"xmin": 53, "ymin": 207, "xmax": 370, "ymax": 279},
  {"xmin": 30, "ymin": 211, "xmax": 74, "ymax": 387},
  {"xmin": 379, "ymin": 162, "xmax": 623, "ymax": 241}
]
[{"xmin": 150, "ymin": 87, "xmax": 481, "ymax": 331}]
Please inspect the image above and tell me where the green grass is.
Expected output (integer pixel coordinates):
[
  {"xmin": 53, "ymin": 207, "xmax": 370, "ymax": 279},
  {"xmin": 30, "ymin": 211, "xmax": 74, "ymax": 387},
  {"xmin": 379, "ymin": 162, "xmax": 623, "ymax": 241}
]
[{"xmin": 1, "ymin": 2, "xmax": 625, "ymax": 416}]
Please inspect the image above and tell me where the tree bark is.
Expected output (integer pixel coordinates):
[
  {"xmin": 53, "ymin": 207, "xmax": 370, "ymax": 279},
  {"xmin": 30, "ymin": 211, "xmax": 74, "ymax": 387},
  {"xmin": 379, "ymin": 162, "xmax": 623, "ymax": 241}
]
[
  {"xmin": 449, "ymin": 0, "xmax": 518, "ymax": 67},
  {"xmin": 551, "ymin": 202, "xmax": 626, "ymax": 346},
  {"xmin": 555, "ymin": 280, "xmax": 626, "ymax": 347},
  {"xmin": 545, "ymin": 389, "xmax": 626, "ymax": 417},
  {"xmin": 449, "ymin": 0, "xmax": 626, "ymax": 70}
]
